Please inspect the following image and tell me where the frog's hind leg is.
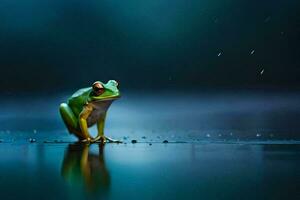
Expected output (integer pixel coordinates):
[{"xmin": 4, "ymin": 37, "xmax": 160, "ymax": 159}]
[{"xmin": 59, "ymin": 103, "xmax": 83, "ymax": 140}]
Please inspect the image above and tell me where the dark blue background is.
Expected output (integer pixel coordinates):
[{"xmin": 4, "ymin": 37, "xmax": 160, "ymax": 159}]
[{"xmin": 0, "ymin": 0, "xmax": 299, "ymax": 92}]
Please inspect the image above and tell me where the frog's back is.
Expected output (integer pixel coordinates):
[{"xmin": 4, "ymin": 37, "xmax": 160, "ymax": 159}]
[{"xmin": 67, "ymin": 87, "xmax": 92, "ymax": 116}]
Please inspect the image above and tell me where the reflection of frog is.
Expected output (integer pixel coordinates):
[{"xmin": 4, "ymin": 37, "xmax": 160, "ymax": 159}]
[
  {"xmin": 61, "ymin": 143, "xmax": 110, "ymax": 194},
  {"xmin": 59, "ymin": 80, "xmax": 120, "ymax": 142}
]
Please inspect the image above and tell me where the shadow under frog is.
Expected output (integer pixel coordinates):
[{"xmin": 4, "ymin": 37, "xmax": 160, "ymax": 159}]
[{"xmin": 61, "ymin": 143, "xmax": 110, "ymax": 195}]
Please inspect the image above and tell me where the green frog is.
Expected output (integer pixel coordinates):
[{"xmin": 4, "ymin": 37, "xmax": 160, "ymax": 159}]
[{"xmin": 59, "ymin": 80, "xmax": 120, "ymax": 143}]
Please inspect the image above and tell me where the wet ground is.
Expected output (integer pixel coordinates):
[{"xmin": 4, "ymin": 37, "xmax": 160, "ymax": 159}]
[{"xmin": 0, "ymin": 90, "xmax": 299, "ymax": 199}]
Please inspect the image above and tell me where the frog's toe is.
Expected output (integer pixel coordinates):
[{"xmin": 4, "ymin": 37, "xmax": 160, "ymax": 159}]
[
  {"xmin": 81, "ymin": 138, "xmax": 92, "ymax": 143},
  {"xmin": 105, "ymin": 136, "xmax": 122, "ymax": 143},
  {"xmin": 92, "ymin": 136, "xmax": 106, "ymax": 143}
]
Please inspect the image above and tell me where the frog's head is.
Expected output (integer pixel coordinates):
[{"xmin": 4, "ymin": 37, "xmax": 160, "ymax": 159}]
[{"xmin": 89, "ymin": 80, "xmax": 120, "ymax": 102}]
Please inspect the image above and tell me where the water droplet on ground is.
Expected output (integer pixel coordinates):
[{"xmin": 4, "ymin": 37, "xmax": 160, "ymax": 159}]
[{"xmin": 29, "ymin": 138, "xmax": 36, "ymax": 143}]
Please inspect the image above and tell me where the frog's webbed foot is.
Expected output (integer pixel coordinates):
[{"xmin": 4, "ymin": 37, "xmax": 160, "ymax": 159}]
[
  {"xmin": 92, "ymin": 136, "xmax": 122, "ymax": 143},
  {"xmin": 92, "ymin": 136, "xmax": 106, "ymax": 143},
  {"xmin": 80, "ymin": 137, "xmax": 92, "ymax": 143}
]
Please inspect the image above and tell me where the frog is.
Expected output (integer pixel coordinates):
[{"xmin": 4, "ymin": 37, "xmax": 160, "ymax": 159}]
[{"xmin": 59, "ymin": 80, "xmax": 120, "ymax": 143}]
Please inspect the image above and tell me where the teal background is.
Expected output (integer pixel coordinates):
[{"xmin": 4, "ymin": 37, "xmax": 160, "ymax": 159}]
[{"xmin": 0, "ymin": 0, "xmax": 299, "ymax": 91}]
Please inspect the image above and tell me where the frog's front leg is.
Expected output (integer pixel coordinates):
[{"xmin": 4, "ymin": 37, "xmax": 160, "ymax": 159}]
[
  {"xmin": 78, "ymin": 104, "xmax": 94, "ymax": 142},
  {"xmin": 93, "ymin": 114, "xmax": 121, "ymax": 143},
  {"xmin": 93, "ymin": 114, "xmax": 106, "ymax": 143}
]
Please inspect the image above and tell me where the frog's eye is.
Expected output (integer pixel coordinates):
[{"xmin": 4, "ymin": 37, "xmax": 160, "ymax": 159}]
[{"xmin": 92, "ymin": 81, "xmax": 104, "ymax": 95}]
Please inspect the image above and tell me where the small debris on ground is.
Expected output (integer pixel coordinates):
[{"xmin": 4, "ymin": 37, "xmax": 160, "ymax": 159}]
[
  {"xmin": 131, "ymin": 139, "xmax": 137, "ymax": 143},
  {"xmin": 149, "ymin": 143, "xmax": 152, "ymax": 146},
  {"xmin": 163, "ymin": 140, "xmax": 169, "ymax": 143},
  {"xmin": 142, "ymin": 136, "xmax": 146, "ymax": 139}
]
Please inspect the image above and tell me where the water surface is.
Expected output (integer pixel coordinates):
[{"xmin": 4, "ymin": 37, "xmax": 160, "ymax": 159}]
[{"xmin": 0, "ymin": 91, "xmax": 299, "ymax": 199}]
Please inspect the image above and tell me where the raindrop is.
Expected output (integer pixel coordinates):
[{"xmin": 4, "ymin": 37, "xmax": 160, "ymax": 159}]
[
  {"xmin": 250, "ymin": 50, "xmax": 255, "ymax": 55},
  {"xmin": 260, "ymin": 69, "xmax": 264, "ymax": 75},
  {"xmin": 217, "ymin": 52, "xmax": 222, "ymax": 57},
  {"xmin": 264, "ymin": 16, "xmax": 271, "ymax": 23},
  {"xmin": 256, "ymin": 133, "xmax": 261, "ymax": 137}
]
